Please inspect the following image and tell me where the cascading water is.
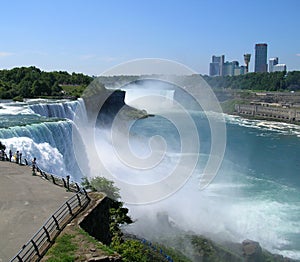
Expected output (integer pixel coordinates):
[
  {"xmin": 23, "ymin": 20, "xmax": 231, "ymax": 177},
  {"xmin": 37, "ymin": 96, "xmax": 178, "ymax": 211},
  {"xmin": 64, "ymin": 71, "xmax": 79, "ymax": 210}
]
[
  {"xmin": 28, "ymin": 99, "xmax": 81, "ymax": 120},
  {"xmin": 0, "ymin": 99, "xmax": 86, "ymax": 181}
]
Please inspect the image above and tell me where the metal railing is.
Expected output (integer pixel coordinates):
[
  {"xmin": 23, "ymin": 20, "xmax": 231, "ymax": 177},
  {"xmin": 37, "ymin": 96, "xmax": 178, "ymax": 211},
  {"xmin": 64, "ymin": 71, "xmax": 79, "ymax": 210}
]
[
  {"xmin": 10, "ymin": 189, "xmax": 90, "ymax": 262},
  {"xmin": 35, "ymin": 165, "xmax": 81, "ymax": 193},
  {"xmin": 9, "ymin": 161, "xmax": 90, "ymax": 262}
]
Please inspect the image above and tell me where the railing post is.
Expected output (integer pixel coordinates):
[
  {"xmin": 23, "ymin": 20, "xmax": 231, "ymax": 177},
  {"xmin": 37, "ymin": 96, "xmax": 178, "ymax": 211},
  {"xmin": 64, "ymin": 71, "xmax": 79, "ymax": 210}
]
[
  {"xmin": 76, "ymin": 194, "xmax": 82, "ymax": 206},
  {"xmin": 52, "ymin": 215, "xmax": 60, "ymax": 230},
  {"xmin": 82, "ymin": 188, "xmax": 90, "ymax": 200},
  {"xmin": 82, "ymin": 188, "xmax": 87, "ymax": 195},
  {"xmin": 43, "ymin": 226, "xmax": 51, "ymax": 242},
  {"xmin": 31, "ymin": 239, "xmax": 40, "ymax": 258},
  {"xmin": 62, "ymin": 178, "xmax": 67, "ymax": 188},
  {"xmin": 43, "ymin": 172, "xmax": 48, "ymax": 180},
  {"xmin": 75, "ymin": 183, "xmax": 80, "ymax": 192},
  {"xmin": 66, "ymin": 202, "xmax": 73, "ymax": 216},
  {"xmin": 51, "ymin": 175, "xmax": 56, "ymax": 184},
  {"xmin": 66, "ymin": 175, "xmax": 70, "ymax": 191}
]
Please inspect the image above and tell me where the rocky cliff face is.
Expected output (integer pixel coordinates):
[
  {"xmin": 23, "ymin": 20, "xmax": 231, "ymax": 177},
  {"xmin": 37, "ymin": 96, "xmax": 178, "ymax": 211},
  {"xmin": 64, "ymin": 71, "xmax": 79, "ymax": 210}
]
[
  {"xmin": 79, "ymin": 194, "xmax": 112, "ymax": 245},
  {"xmin": 82, "ymin": 79, "xmax": 148, "ymax": 127}
]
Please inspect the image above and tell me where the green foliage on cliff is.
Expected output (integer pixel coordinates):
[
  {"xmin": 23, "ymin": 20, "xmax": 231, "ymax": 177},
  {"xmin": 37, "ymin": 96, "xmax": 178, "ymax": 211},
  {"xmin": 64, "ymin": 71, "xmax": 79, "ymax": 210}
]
[
  {"xmin": 0, "ymin": 66, "xmax": 93, "ymax": 99},
  {"xmin": 81, "ymin": 176, "xmax": 121, "ymax": 200},
  {"xmin": 112, "ymin": 240, "xmax": 149, "ymax": 262}
]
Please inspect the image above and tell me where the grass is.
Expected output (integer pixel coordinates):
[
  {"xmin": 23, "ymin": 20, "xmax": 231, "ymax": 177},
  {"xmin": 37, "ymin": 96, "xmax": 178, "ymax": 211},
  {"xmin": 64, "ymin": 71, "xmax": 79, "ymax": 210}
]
[
  {"xmin": 43, "ymin": 224, "xmax": 118, "ymax": 261},
  {"xmin": 46, "ymin": 234, "xmax": 77, "ymax": 262},
  {"xmin": 76, "ymin": 227, "xmax": 115, "ymax": 255},
  {"xmin": 61, "ymin": 85, "xmax": 86, "ymax": 98}
]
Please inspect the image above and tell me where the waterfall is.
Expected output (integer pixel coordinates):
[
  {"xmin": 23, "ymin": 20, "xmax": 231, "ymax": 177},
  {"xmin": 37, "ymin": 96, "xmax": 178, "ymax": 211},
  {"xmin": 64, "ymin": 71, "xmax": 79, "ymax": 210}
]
[
  {"xmin": 0, "ymin": 99, "xmax": 89, "ymax": 181},
  {"xmin": 29, "ymin": 100, "xmax": 81, "ymax": 120}
]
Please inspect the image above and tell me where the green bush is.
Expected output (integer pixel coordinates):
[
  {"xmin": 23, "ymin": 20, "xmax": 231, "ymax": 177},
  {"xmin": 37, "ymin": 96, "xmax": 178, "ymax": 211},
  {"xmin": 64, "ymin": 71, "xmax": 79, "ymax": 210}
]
[
  {"xmin": 81, "ymin": 176, "xmax": 121, "ymax": 200},
  {"xmin": 112, "ymin": 240, "xmax": 148, "ymax": 262}
]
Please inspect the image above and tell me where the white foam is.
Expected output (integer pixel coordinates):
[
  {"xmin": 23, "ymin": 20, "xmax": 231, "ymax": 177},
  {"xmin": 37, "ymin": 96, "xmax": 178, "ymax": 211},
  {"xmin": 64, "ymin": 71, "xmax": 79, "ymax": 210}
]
[
  {"xmin": 274, "ymin": 250, "xmax": 300, "ymax": 261},
  {"xmin": 0, "ymin": 103, "xmax": 34, "ymax": 115},
  {"xmin": 224, "ymin": 113, "xmax": 300, "ymax": 136},
  {"xmin": 2, "ymin": 137, "xmax": 68, "ymax": 176}
]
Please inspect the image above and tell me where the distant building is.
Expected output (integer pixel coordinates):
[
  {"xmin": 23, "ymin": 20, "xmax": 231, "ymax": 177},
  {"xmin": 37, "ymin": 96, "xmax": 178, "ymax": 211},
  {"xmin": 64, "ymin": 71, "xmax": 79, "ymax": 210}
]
[
  {"xmin": 209, "ymin": 55, "xmax": 224, "ymax": 76},
  {"xmin": 269, "ymin": 57, "xmax": 286, "ymax": 72},
  {"xmin": 269, "ymin": 57, "xmax": 279, "ymax": 72},
  {"xmin": 209, "ymin": 54, "xmax": 249, "ymax": 76},
  {"xmin": 273, "ymin": 64, "xmax": 287, "ymax": 72},
  {"xmin": 255, "ymin": 43, "xmax": 268, "ymax": 72},
  {"xmin": 223, "ymin": 61, "xmax": 233, "ymax": 76},
  {"xmin": 244, "ymin": 54, "xmax": 251, "ymax": 73},
  {"xmin": 223, "ymin": 61, "xmax": 245, "ymax": 76},
  {"xmin": 234, "ymin": 66, "xmax": 246, "ymax": 76}
]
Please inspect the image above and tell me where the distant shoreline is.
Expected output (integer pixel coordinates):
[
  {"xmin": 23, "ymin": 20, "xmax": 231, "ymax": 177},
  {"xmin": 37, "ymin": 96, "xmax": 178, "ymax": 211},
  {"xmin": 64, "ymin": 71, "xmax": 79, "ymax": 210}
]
[{"xmin": 227, "ymin": 111, "xmax": 300, "ymax": 126}]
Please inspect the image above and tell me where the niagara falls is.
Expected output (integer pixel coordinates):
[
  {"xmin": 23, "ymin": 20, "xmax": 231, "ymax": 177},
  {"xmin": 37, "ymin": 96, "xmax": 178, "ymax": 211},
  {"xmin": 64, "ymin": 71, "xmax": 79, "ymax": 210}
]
[{"xmin": 1, "ymin": 76, "xmax": 300, "ymax": 260}]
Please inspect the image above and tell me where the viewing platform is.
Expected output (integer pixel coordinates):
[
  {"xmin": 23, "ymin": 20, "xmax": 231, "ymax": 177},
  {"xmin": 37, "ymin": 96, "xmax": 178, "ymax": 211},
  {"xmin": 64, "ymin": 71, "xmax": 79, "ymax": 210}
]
[{"xmin": 0, "ymin": 161, "xmax": 74, "ymax": 262}]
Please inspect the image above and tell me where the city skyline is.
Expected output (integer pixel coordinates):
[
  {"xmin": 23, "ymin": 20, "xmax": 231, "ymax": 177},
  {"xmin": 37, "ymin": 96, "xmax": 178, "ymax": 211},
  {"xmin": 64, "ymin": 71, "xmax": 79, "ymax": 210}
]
[
  {"xmin": 210, "ymin": 42, "xmax": 288, "ymax": 76},
  {"xmin": 0, "ymin": 0, "xmax": 300, "ymax": 76}
]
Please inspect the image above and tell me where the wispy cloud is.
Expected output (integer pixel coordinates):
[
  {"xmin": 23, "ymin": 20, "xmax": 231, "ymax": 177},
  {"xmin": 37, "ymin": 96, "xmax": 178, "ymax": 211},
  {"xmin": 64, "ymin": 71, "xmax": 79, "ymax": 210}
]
[
  {"xmin": 0, "ymin": 52, "xmax": 14, "ymax": 57},
  {"xmin": 296, "ymin": 54, "xmax": 300, "ymax": 57},
  {"xmin": 100, "ymin": 56, "xmax": 118, "ymax": 62},
  {"xmin": 80, "ymin": 54, "xmax": 97, "ymax": 60},
  {"xmin": 79, "ymin": 54, "xmax": 119, "ymax": 63}
]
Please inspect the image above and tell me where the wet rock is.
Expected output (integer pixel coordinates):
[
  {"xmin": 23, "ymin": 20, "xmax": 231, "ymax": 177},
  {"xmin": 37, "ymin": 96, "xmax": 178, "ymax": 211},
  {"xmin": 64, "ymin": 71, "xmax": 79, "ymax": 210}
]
[{"xmin": 242, "ymin": 239, "xmax": 263, "ymax": 262}]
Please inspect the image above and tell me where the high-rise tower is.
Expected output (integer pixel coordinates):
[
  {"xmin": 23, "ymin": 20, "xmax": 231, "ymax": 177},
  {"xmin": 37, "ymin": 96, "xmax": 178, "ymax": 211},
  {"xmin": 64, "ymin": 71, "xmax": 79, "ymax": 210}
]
[
  {"xmin": 254, "ymin": 43, "xmax": 268, "ymax": 73},
  {"xmin": 269, "ymin": 57, "xmax": 279, "ymax": 72},
  {"xmin": 243, "ymin": 54, "xmax": 251, "ymax": 73},
  {"xmin": 209, "ymin": 55, "xmax": 224, "ymax": 76}
]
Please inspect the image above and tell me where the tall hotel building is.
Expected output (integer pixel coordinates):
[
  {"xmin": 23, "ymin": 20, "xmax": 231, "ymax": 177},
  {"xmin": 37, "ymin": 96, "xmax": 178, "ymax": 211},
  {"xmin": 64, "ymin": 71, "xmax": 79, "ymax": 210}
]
[
  {"xmin": 209, "ymin": 55, "xmax": 224, "ymax": 76},
  {"xmin": 254, "ymin": 43, "xmax": 268, "ymax": 72}
]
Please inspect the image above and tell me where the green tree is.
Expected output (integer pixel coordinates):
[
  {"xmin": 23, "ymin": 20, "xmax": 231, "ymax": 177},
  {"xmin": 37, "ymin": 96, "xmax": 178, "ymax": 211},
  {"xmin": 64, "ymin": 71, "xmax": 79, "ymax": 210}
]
[
  {"xmin": 32, "ymin": 80, "xmax": 51, "ymax": 96},
  {"xmin": 51, "ymin": 82, "xmax": 63, "ymax": 96},
  {"xmin": 81, "ymin": 176, "xmax": 121, "ymax": 200}
]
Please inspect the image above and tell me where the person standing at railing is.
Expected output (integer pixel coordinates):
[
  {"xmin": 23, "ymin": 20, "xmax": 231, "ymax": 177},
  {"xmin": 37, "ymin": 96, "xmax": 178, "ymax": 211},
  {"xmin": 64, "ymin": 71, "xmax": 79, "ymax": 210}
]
[
  {"xmin": 15, "ymin": 151, "xmax": 20, "ymax": 164},
  {"xmin": 9, "ymin": 149, "xmax": 12, "ymax": 162},
  {"xmin": 19, "ymin": 152, "xmax": 22, "ymax": 165},
  {"xmin": 0, "ymin": 141, "xmax": 6, "ymax": 160},
  {"xmin": 32, "ymin": 157, "xmax": 37, "ymax": 175},
  {"xmin": 0, "ymin": 149, "xmax": 4, "ymax": 161}
]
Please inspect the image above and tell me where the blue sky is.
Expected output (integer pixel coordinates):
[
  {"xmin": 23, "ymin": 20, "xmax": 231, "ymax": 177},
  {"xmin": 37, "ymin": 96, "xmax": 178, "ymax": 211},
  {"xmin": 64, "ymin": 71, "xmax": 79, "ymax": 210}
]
[{"xmin": 0, "ymin": 0, "xmax": 300, "ymax": 75}]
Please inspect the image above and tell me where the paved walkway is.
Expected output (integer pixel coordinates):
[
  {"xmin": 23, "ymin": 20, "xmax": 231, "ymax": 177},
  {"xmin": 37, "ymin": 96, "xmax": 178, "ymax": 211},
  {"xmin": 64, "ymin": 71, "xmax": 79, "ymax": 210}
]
[{"xmin": 0, "ymin": 161, "xmax": 74, "ymax": 262}]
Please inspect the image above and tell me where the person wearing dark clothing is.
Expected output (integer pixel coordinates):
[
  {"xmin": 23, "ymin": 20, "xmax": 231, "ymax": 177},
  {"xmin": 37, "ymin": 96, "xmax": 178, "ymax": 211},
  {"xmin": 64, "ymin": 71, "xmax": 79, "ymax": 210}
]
[
  {"xmin": 16, "ymin": 151, "xmax": 20, "ymax": 164},
  {"xmin": 9, "ymin": 150, "xmax": 12, "ymax": 162},
  {"xmin": 0, "ymin": 149, "xmax": 4, "ymax": 161},
  {"xmin": 32, "ymin": 157, "xmax": 37, "ymax": 173}
]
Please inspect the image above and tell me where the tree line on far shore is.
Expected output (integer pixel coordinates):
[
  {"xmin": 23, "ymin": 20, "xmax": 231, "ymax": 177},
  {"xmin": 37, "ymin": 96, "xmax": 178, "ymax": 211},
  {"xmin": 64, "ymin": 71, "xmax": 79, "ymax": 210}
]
[
  {"xmin": 0, "ymin": 66, "xmax": 93, "ymax": 100},
  {"xmin": 202, "ymin": 71, "xmax": 300, "ymax": 91},
  {"xmin": 1, "ymin": 66, "xmax": 300, "ymax": 101},
  {"xmin": 96, "ymin": 71, "xmax": 300, "ymax": 92}
]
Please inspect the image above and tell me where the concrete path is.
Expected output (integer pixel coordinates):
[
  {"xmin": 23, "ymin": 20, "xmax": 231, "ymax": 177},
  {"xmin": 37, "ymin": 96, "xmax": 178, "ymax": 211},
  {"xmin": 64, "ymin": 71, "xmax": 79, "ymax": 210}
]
[{"xmin": 0, "ymin": 161, "xmax": 74, "ymax": 262}]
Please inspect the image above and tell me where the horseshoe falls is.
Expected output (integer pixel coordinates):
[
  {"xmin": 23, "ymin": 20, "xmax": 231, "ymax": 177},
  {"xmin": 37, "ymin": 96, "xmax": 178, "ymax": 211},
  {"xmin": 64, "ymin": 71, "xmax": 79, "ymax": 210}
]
[{"xmin": 0, "ymin": 99, "xmax": 300, "ymax": 260}]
